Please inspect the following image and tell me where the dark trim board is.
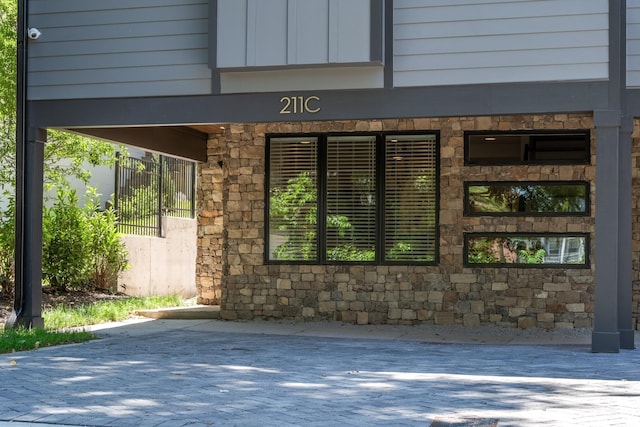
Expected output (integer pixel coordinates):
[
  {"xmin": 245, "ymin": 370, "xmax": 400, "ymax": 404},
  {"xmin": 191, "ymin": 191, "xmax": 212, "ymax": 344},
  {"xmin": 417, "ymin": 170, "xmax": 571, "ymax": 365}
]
[
  {"xmin": 30, "ymin": 81, "xmax": 609, "ymax": 129},
  {"xmin": 383, "ymin": 0, "xmax": 393, "ymax": 88},
  {"xmin": 370, "ymin": 0, "xmax": 384, "ymax": 64},
  {"xmin": 69, "ymin": 126, "xmax": 208, "ymax": 162},
  {"xmin": 625, "ymin": 88, "xmax": 640, "ymax": 115}
]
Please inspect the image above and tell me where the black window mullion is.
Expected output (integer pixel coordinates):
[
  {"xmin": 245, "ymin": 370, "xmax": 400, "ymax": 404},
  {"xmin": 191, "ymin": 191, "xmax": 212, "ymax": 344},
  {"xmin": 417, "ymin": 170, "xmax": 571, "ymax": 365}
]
[
  {"xmin": 318, "ymin": 135, "xmax": 327, "ymax": 264},
  {"xmin": 376, "ymin": 134, "xmax": 386, "ymax": 264}
]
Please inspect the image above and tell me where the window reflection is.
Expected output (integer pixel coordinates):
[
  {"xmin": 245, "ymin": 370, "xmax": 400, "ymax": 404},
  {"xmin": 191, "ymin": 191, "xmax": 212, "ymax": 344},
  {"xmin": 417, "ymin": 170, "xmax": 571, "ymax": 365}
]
[
  {"xmin": 465, "ymin": 234, "xmax": 588, "ymax": 267},
  {"xmin": 466, "ymin": 182, "xmax": 588, "ymax": 215}
]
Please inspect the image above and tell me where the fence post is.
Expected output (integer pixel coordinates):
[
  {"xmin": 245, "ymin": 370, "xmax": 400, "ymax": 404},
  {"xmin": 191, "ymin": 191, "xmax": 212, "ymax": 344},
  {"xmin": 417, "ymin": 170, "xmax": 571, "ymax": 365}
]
[
  {"xmin": 191, "ymin": 161, "xmax": 196, "ymax": 219},
  {"xmin": 114, "ymin": 152, "xmax": 121, "ymax": 214},
  {"xmin": 158, "ymin": 155, "xmax": 164, "ymax": 237}
]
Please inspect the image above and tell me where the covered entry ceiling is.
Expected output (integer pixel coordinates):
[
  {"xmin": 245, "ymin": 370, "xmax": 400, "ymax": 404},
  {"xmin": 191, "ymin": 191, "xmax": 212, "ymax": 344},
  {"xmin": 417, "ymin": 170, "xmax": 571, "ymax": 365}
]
[{"xmin": 67, "ymin": 124, "xmax": 227, "ymax": 162}]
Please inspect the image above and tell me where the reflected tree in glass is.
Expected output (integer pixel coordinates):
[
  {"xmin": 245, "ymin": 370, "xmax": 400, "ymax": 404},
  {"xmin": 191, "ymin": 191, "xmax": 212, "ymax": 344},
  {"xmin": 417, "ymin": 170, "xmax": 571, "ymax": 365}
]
[{"xmin": 468, "ymin": 183, "xmax": 587, "ymax": 214}]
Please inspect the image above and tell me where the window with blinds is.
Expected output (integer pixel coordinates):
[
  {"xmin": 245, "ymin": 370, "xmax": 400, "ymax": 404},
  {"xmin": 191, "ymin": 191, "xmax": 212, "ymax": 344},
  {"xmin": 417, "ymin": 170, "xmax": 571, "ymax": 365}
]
[
  {"xmin": 268, "ymin": 137, "xmax": 318, "ymax": 261},
  {"xmin": 266, "ymin": 132, "xmax": 439, "ymax": 264},
  {"xmin": 326, "ymin": 136, "xmax": 377, "ymax": 261},
  {"xmin": 385, "ymin": 135, "xmax": 438, "ymax": 262}
]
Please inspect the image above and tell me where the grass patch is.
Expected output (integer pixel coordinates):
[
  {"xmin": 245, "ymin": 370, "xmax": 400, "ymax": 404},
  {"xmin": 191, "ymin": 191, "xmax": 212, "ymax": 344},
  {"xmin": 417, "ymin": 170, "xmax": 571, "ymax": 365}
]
[
  {"xmin": 43, "ymin": 295, "xmax": 184, "ymax": 330},
  {"xmin": 0, "ymin": 328, "xmax": 94, "ymax": 354},
  {"xmin": 1, "ymin": 295, "xmax": 183, "ymax": 354}
]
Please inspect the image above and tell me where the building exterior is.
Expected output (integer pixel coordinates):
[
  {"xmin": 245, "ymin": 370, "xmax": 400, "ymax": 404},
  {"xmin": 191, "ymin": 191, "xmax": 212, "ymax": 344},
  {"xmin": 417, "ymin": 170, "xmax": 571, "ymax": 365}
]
[{"xmin": 15, "ymin": 0, "xmax": 640, "ymax": 352}]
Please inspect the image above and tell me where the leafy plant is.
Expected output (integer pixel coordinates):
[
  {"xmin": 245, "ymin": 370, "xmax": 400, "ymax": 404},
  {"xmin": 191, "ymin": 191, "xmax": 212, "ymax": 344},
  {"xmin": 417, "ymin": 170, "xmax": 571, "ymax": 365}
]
[
  {"xmin": 468, "ymin": 237, "xmax": 547, "ymax": 265},
  {"xmin": 326, "ymin": 244, "xmax": 375, "ymax": 262},
  {"xmin": 42, "ymin": 188, "xmax": 129, "ymax": 292},
  {"xmin": 42, "ymin": 189, "xmax": 93, "ymax": 292},
  {"xmin": 85, "ymin": 191, "xmax": 129, "ymax": 291},
  {"xmin": 118, "ymin": 182, "xmax": 160, "ymax": 223},
  {"xmin": 270, "ymin": 172, "xmax": 365, "ymax": 261},
  {"xmin": 514, "ymin": 239, "xmax": 546, "ymax": 264},
  {"xmin": 467, "ymin": 237, "xmax": 500, "ymax": 264},
  {"xmin": 0, "ymin": 193, "xmax": 14, "ymax": 299},
  {"xmin": 386, "ymin": 240, "xmax": 434, "ymax": 262},
  {"xmin": 270, "ymin": 172, "xmax": 318, "ymax": 260}
]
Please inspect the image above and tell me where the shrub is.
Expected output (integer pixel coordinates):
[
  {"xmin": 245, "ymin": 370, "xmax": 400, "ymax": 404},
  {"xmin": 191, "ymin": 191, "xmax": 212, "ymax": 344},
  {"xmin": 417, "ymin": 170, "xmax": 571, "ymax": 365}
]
[
  {"xmin": 87, "ymin": 206, "xmax": 129, "ymax": 292},
  {"xmin": 42, "ymin": 189, "xmax": 93, "ymax": 292},
  {"xmin": 0, "ymin": 195, "xmax": 14, "ymax": 299},
  {"xmin": 42, "ymin": 188, "xmax": 129, "ymax": 292}
]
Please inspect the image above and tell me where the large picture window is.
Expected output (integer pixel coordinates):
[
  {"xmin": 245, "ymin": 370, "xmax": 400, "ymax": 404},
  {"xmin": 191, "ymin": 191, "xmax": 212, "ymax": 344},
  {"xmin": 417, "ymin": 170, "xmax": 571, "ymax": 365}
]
[{"xmin": 267, "ymin": 132, "xmax": 439, "ymax": 264}]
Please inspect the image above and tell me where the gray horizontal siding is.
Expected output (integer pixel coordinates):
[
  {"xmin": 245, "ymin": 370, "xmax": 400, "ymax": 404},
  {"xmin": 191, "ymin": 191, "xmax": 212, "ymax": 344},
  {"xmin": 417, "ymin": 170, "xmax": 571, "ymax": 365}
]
[
  {"xmin": 28, "ymin": 0, "xmax": 211, "ymax": 100},
  {"xmin": 394, "ymin": 0, "xmax": 609, "ymax": 88},
  {"xmin": 628, "ymin": 0, "xmax": 640, "ymax": 87}
]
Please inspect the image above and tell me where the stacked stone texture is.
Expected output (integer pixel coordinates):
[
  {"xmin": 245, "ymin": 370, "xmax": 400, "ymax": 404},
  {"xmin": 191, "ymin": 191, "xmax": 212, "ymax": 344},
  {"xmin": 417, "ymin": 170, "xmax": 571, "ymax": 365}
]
[
  {"xmin": 197, "ymin": 115, "xmax": 598, "ymax": 329},
  {"xmin": 632, "ymin": 119, "xmax": 640, "ymax": 330}
]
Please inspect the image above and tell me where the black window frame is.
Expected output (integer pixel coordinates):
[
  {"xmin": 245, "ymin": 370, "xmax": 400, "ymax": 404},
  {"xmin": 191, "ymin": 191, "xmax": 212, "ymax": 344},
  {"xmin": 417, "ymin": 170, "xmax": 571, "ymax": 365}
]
[
  {"xmin": 463, "ymin": 232, "xmax": 590, "ymax": 269},
  {"xmin": 265, "ymin": 131, "xmax": 440, "ymax": 265},
  {"xmin": 464, "ymin": 130, "xmax": 591, "ymax": 166},
  {"xmin": 463, "ymin": 180, "xmax": 591, "ymax": 217}
]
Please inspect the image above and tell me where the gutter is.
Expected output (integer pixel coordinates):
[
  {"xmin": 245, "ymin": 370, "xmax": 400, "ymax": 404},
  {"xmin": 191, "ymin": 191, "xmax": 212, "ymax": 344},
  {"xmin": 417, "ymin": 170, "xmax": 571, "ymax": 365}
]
[{"xmin": 7, "ymin": 0, "xmax": 28, "ymax": 327}]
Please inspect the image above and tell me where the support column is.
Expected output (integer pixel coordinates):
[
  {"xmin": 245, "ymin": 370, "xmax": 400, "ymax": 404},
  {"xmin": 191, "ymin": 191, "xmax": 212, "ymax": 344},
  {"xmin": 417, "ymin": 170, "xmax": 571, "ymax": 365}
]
[
  {"xmin": 618, "ymin": 116, "xmax": 635, "ymax": 350},
  {"xmin": 592, "ymin": 111, "xmax": 622, "ymax": 352},
  {"xmin": 8, "ymin": 127, "xmax": 46, "ymax": 329}
]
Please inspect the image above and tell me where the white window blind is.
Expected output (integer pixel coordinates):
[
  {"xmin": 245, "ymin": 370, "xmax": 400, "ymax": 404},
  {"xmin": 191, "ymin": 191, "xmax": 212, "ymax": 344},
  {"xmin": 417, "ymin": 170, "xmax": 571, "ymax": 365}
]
[
  {"xmin": 268, "ymin": 137, "xmax": 318, "ymax": 261},
  {"xmin": 385, "ymin": 135, "xmax": 438, "ymax": 262},
  {"xmin": 326, "ymin": 136, "xmax": 377, "ymax": 261}
]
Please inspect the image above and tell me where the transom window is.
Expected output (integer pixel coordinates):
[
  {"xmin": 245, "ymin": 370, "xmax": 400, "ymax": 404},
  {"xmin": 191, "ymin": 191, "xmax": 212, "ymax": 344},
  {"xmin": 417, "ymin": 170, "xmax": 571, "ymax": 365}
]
[
  {"xmin": 465, "ymin": 233, "xmax": 589, "ymax": 268},
  {"xmin": 267, "ymin": 132, "xmax": 439, "ymax": 264},
  {"xmin": 465, "ymin": 181, "xmax": 590, "ymax": 216},
  {"xmin": 465, "ymin": 130, "xmax": 590, "ymax": 165}
]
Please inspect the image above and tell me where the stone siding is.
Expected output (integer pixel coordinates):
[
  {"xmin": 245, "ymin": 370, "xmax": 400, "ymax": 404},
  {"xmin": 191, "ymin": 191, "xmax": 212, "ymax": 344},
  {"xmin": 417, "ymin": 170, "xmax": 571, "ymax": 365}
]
[
  {"xmin": 632, "ymin": 119, "xmax": 640, "ymax": 330},
  {"xmin": 197, "ymin": 114, "xmax": 597, "ymax": 328}
]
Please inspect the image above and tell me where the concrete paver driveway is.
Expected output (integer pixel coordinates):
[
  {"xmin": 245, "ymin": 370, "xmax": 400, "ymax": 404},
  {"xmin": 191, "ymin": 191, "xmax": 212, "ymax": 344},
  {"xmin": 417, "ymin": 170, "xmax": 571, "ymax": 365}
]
[{"xmin": 1, "ymin": 319, "xmax": 639, "ymax": 426}]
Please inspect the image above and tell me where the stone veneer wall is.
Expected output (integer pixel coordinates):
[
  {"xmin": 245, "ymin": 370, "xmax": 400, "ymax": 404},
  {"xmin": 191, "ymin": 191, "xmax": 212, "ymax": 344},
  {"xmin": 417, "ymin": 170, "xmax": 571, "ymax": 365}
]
[
  {"xmin": 632, "ymin": 119, "xmax": 640, "ymax": 330},
  {"xmin": 197, "ymin": 114, "xmax": 598, "ymax": 329}
]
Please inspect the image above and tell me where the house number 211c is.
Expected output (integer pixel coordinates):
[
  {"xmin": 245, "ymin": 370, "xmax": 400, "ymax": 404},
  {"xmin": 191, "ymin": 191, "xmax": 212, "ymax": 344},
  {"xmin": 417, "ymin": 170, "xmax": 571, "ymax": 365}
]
[{"xmin": 279, "ymin": 96, "xmax": 321, "ymax": 114}]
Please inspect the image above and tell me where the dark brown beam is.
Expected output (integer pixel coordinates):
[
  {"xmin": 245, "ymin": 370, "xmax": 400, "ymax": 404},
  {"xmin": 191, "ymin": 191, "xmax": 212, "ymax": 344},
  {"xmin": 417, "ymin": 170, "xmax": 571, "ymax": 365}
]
[{"xmin": 68, "ymin": 126, "xmax": 208, "ymax": 162}]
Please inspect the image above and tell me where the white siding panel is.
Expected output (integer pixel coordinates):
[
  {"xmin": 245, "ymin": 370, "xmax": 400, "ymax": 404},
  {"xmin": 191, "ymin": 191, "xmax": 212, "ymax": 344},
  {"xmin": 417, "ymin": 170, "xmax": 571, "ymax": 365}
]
[
  {"xmin": 28, "ymin": 0, "xmax": 211, "ymax": 100},
  {"xmin": 394, "ymin": 0, "xmax": 609, "ymax": 88},
  {"xmin": 627, "ymin": 0, "xmax": 640, "ymax": 87}
]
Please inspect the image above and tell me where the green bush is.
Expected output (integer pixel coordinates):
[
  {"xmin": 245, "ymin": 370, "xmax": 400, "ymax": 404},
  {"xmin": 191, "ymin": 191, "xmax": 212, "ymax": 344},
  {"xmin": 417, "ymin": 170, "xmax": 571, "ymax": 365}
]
[
  {"xmin": 42, "ymin": 189, "xmax": 93, "ymax": 291},
  {"xmin": 42, "ymin": 188, "xmax": 129, "ymax": 292},
  {"xmin": 0, "ymin": 195, "xmax": 14, "ymax": 299},
  {"xmin": 87, "ymin": 206, "xmax": 129, "ymax": 291}
]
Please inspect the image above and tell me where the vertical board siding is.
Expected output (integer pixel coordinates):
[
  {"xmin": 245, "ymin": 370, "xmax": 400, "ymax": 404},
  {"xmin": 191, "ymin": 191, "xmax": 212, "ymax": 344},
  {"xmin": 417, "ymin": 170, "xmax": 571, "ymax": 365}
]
[
  {"xmin": 217, "ymin": 0, "xmax": 372, "ymax": 69},
  {"xmin": 628, "ymin": 0, "xmax": 640, "ymax": 87},
  {"xmin": 28, "ymin": 0, "xmax": 211, "ymax": 100},
  {"xmin": 394, "ymin": 0, "xmax": 609, "ymax": 88}
]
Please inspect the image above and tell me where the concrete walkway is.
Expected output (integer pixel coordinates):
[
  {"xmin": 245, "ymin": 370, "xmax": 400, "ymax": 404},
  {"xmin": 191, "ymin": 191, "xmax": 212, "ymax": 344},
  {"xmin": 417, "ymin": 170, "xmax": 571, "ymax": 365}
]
[{"xmin": 1, "ymin": 318, "xmax": 640, "ymax": 426}]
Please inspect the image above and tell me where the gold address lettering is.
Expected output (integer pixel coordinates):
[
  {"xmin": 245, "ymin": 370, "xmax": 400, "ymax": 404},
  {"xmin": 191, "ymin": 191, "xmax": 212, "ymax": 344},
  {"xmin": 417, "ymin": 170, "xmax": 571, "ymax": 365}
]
[{"xmin": 279, "ymin": 96, "xmax": 321, "ymax": 115}]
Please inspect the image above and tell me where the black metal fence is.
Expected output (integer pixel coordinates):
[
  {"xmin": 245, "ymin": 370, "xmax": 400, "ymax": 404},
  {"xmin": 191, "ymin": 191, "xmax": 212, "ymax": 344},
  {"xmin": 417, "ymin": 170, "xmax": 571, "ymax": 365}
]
[{"xmin": 114, "ymin": 153, "xmax": 196, "ymax": 236}]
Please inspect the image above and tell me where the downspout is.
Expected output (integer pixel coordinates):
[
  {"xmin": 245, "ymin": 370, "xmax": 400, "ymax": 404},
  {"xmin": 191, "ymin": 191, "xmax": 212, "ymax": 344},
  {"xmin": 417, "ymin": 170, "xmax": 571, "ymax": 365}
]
[{"xmin": 8, "ymin": 0, "xmax": 28, "ymax": 326}]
